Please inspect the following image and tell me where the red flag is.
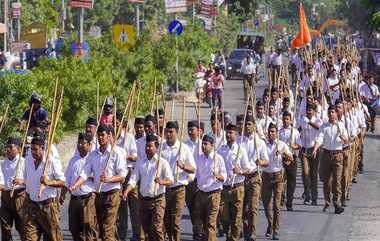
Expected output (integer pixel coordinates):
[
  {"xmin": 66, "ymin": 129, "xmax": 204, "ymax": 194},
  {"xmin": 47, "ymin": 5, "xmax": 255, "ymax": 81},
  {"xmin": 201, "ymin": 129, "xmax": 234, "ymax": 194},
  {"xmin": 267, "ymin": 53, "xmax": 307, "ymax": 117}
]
[{"xmin": 292, "ymin": 3, "xmax": 311, "ymax": 48}]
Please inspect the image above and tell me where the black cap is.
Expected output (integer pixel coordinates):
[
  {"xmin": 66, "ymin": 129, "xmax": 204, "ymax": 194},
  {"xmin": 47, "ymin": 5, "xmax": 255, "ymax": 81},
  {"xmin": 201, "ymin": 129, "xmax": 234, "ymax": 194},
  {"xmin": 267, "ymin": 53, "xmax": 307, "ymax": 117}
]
[
  {"xmin": 145, "ymin": 114, "xmax": 157, "ymax": 124},
  {"xmin": 236, "ymin": 114, "xmax": 244, "ymax": 123},
  {"xmin": 97, "ymin": 124, "xmax": 113, "ymax": 134},
  {"xmin": 188, "ymin": 120, "xmax": 199, "ymax": 129},
  {"xmin": 226, "ymin": 123, "xmax": 239, "ymax": 131},
  {"xmin": 306, "ymin": 103, "xmax": 316, "ymax": 111},
  {"xmin": 256, "ymin": 101, "xmax": 264, "ymax": 107},
  {"xmin": 200, "ymin": 121, "xmax": 205, "ymax": 130},
  {"xmin": 154, "ymin": 108, "xmax": 165, "ymax": 117},
  {"xmin": 268, "ymin": 122, "xmax": 277, "ymax": 131},
  {"xmin": 78, "ymin": 132, "xmax": 93, "ymax": 143},
  {"xmin": 86, "ymin": 117, "xmax": 98, "ymax": 126},
  {"xmin": 31, "ymin": 136, "xmax": 45, "ymax": 146},
  {"xmin": 134, "ymin": 116, "xmax": 145, "ymax": 125},
  {"xmin": 245, "ymin": 115, "xmax": 255, "ymax": 123},
  {"xmin": 282, "ymin": 111, "xmax": 292, "ymax": 118},
  {"xmin": 30, "ymin": 93, "xmax": 42, "ymax": 103},
  {"xmin": 146, "ymin": 134, "xmax": 159, "ymax": 144},
  {"xmin": 202, "ymin": 135, "xmax": 214, "ymax": 144},
  {"xmin": 210, "ymin": 110, "xmax": 222, "ymax": 121},
  {"xmin": 6, "ymin": 137, "xmax": 21, "ymax": 147},
  {"xmin": 166, "ymin": 121, "xmax": 179, "ymax": 130}
]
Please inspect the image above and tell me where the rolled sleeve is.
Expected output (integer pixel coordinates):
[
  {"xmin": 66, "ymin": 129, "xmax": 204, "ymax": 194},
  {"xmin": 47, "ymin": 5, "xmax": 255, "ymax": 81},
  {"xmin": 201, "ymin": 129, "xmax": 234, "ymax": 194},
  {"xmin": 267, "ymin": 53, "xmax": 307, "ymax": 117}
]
[
  {"xmin": 128, "ymin": 165, "xmax": 140, "ymax": 188},
  {"xmin": 115, "ymin": 150, "xmax": 128, "ymax": 177},
  {"xmin": 52, "ymin": 159, "xmax": 65, "ymax": 182}
]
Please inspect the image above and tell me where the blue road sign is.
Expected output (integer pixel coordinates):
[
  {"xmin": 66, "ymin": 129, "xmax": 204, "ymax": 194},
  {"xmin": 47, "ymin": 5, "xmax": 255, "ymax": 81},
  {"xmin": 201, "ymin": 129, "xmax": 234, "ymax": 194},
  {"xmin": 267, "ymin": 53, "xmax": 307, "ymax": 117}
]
[{"xmin": 168, "ymin": 20, "xmax": 183, "ymax": 36}]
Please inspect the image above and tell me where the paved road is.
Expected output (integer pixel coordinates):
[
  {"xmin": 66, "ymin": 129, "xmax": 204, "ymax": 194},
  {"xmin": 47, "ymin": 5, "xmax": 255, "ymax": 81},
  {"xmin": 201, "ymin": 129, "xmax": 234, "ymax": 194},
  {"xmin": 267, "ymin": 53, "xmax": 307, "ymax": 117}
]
[{"xmin": 6, "ymin": 67, "xmax": 380, "ymax": 241}]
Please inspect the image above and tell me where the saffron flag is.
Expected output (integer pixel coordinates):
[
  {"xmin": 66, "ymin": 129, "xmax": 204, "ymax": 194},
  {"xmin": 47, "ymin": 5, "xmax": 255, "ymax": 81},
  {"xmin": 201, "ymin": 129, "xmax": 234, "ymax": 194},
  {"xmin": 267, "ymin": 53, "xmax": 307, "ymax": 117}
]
[{"xmin": 291, "ymin": 2, "xmax": 311, "ymax": 48}]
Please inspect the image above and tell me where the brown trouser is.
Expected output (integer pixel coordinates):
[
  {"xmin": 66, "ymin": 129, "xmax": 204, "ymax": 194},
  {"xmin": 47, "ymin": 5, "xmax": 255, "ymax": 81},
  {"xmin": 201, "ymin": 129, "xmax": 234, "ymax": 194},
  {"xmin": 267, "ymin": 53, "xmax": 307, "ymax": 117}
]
[
  {"xmin": 196, "ymin": 190, "xmax": 221, "ymax": 241},
  {"xmin": 243, "ymin": 173, "xmax": 261, "ymax": 240},
  {"xmin": 320, "ymin": 150, "xmax": 344, "ymax": 208},
  {"xmin": 341, "ymin": 147, "xmax": 350, "ymax": 203},
  {"xmin": 185, "ymin": 180, "xmax": 202, "ymax": 237},
  {"xmin": 1, "ymin": 189, "xmax": 26, "ymax": 241},
  {"xmin": 24, "ymin": 197, "xmax": 63, "ymax": 241},
  {"xmin": 221, "ymin": 183, "xmax": 244, "ymax": 241},
  {"xmin": 164, "ymin": 186, "xmax": 185, "ymax": 241},
  {"xmin": 348, "ymin": 142, "xmax": 356, "ymax": 188},
  {"xmin": 95, "ymin": 189, "xmax": 121, "ymax": 241},
  {"xmin": 119, "ymin": 172, "xmax": 141, "ymax": 241},
  {"xmin": 262, "ymin": 172, "xmax": 284, "ymax": 234},
  {"xmin": 68, "ymin": 193, "xmax": 98, "ymax": 241},
  {"xmin": 243, "ymin": 74, "xmax": 255, "ymax": 100},
  {"xmin": 140, "ymin": 194, "xmax": 166, "ymax": 241},
  {"xmin": 300, "ymin": 148, "xmax": 319, "ymax": 202}
]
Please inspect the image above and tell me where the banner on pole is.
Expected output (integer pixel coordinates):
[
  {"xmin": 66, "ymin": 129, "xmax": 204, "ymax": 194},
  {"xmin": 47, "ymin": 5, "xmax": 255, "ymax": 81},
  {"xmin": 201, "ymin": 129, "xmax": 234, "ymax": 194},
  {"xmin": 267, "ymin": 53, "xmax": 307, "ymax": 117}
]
[
  {"xmin": 165, "ymin": 0, "xmax": 187, "ymax": 13},
  {"xmin": 200, "ymin": 0, "xmax": 217, "ymax": 17},
  {"xmin": 69, "ymin": 0, "xmax": 94, "ymax": 9}
]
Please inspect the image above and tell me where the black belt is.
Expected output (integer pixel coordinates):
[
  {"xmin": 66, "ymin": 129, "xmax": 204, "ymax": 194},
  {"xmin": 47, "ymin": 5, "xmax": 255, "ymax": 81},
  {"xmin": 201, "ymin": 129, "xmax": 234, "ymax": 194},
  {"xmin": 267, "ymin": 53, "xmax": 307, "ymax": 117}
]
[
  {"xmin": 223, "ymin": 181, "xmax": 244, "ymax": 189},
  {"xmin": 323, "ymin": 149, "xmax": 342, "ymax": 154},
  {"xmin": 263, "ymin": 171, "xmax": 282, "ymax": 178},
  {"xmin": 30, "ymin": 197, "xmax": 54, "ymax": 206},
  {"xmin": 343, "ymin": 146, "xmax": 350, "ymax": 151},
  {"xmin": 4, "ymin": 188, "xmax": 26, "ymax": 196},
  {"xmin": 199, "ymin": 189, "xmax": 221, "ymax": 195},
  {"xmin": 141, "ymin": 193, "xmax": 164, "ymax": 201},
  {"xmin": 245, "ymin": 172, "xmax": 258, "ymax": 179},
  {"xmin": 166, "ymin": 185, "xmax": 185, "ymax": 191},
  {"xmin": 96, "ymin": 188, "xmax": 119, "ymax": 196},
  {"xmin": 71, "ymin": 193, "xmax": 93, "ymax": 200}
]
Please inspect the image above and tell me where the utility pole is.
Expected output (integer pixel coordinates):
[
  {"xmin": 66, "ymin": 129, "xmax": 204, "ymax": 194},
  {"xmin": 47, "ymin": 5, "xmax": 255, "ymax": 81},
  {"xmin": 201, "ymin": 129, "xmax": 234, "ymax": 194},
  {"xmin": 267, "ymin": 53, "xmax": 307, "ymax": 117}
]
[
  {"xmin": 78, "ymin": 7, "xmax": 84, "ymax": 43},
  {"xmin": 3, "ymin": 0, "xmax": 7, "ymax": 52},
  {"xmin": 135, "ymin": 4, "xmax": 140, "ymax": 37}
]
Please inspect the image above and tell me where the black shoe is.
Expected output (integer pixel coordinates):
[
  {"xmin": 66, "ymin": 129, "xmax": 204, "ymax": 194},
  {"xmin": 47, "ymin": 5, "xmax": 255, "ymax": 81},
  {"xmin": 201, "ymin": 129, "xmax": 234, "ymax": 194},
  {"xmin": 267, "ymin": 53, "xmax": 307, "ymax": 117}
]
[
  {"xmin": 304, "ymin": 199, "xmax": 311, "ymax": 205},
  {"xmin": 265, "ymin": 227, "xmax": 272, "ymax": 237},
  {"xmin": 342, "ymin": 201, "xmax": 347, "ymax": 207},
  {"xmin": 352, "ymin": 178, "xmax": 357, "ymax": 183},
  {"xmin": 273, "ymin": 232, "xmax": 280, "ymax": 240},
  {"xmin": 335, "ymin": 206, "xmax": 344, "ymax": 214},
  {"xmin": 286, "ymin": 205, "xmax": 294, "ymax": 211},
  {"xmin": 359, "ymin": 169, "xmax": 364, "ymax": 174},
  {"xmin": 311, "ymin": 200, "xmax": 318, "ymax": 206},
  {"xmin": 217, "ymin": 227, "xmax": 224, "ymax": 237},
  {"xmin": 323, "ymin": 205, "xmax": 330, "ymax": 212}
]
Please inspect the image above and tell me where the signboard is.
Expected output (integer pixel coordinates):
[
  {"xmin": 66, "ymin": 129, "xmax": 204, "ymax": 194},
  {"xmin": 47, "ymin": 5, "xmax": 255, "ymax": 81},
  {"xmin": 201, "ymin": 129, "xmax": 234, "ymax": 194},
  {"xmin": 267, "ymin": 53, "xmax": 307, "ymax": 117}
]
[
  {"xmin": 11, "ymin": 42, "xmax": 29, "ymax": 53},
  {"xmin": 71, "ymin": 42, "xmax": 90, "ymax": 60},
  {"xmin": 112, "ymin": 24, "xmax": 136, "ymax": 49},
  {"xmin": 69, "ymin": 0, "xmax": 94, "ymax": 9},
  {"xmin": 21, "ymin": 23, "xmax": 47, "ymax": 49},
  {"xmin": 200, "ymin": 0, "xmax": 217, "ymax": 17},
  {"xmin": 168, "ymin": 20, "xmax": 183, "ymax": 36},
  {"xmin": 12, "ymin": 2, "xmax": 22, "ymax": 19},
  {"xmin": 165, "ymin": 0, "xmax": 187, "ymax": 13}
]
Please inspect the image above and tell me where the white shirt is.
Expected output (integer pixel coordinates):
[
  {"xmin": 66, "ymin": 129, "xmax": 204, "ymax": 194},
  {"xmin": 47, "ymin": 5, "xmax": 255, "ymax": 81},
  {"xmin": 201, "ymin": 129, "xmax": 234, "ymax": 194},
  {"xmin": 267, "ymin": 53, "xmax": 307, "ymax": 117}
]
[
  {"xmin": 117, "ymin": 130, "xmax": 138, "ymax": 168},
  {"xmin": 1, "ymin": 154, "xmax": 25, "ymax": 190},
  {"xmin": 316, "ymin": 121, "xmax": 348, "ymax": 151},
  {"xmin": 217, "ymin": 142, "xmax": 249, "ymax": 186},
  {"xmin": 65, "ymin": 152, "xmax": 96, "ymax": 196},
  {"xmin": 185, "ymin": 138, "xmax": 202, "ymax": 157},
  {"xmin": 240, "ymin": 60, "xmax": 256, "ymax": 75},
  {"xmin": 238, "ymin": 134, "xmax": 269, "ymax": 173},
  {"xmin": 257, "ymin": 115, "xmax": 272, "ymax": 135},
  {"xmin": 279, "ymin": 126, "xmax": 302, "ymax": 147},
  {"xmin": 263, "ymin": 140, "xmax": 292, "ymax": 173},
  {"xmin": 360, "ymin": 83, "xmax": 379, "ymax": 100},
  {"xmin": 161, "ymin": 140, "xmax": 196, "ymax": 187},
  {"xmin": 297, "ymin": 116, "xmax": 323, "ymax": 148},
  {"xmin": 128, "ymin": 154, "xmax": 174, "ymax": 198},
  {"xmin": 136, "ymin": 135, "xmax": 146, "ymax": 161},
  {"xmin": 81, "ymin": 144, "xmax": 127, "ymax": 192},
  {"xmin": 196, "ymin": 152, "xmax": 227, "ymax": 192},
  {"xmin": 338, "ymin": 117, "xmax": 356, "ymax": 147},
  {"xmin": 24, "ymin": 156, "xmax": 65, "ymax": 202}
]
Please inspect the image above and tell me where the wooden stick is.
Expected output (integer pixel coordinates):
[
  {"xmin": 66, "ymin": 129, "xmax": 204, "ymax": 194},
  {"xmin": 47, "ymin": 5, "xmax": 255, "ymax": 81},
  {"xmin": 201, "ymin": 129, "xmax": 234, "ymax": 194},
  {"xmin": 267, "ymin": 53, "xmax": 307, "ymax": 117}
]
[
  {"xmin": 176, "ymin": 97, "xmax": 186, "ymax": 182},
  {"xmin": 134, "ymin": 83, "xmax": 141, "ymax": 116},
  {"xmin": 171, "ymin": 98, "xmax": 175, "ymax": 121},
  {"xmin": 161, "ymin": 84, "xmax": 166, "ymax": 112},
  {"xmin": 0, "ymin": 104, "xmax": 10, "ymax": 134},
  {"xmin": 114, "ymin": 97, "xmax": 117, "ymax": 128},
  {"xmin": 153, "ymin": 100, "xmax": 167, "ymax": 195},
  {"xmin": 96, "ymin": 81, "xmax": 100, "ymax": 121},
  {"xmin": 10, "ymin": 103, "xmax": 34, "ymax": 197},
  {"xmin": 150, "ymin": 77, "xmax": 157, "ymax": 114},
  {"xmin": 232, "ymin": 91, "xmax": 252, "ymax": 187},
  {"xmin": 39, "ymin": 87, "xmax": 64, "ymax": 198},
  {"xmin": 97, "ymin": 85, "xmax": 136, "ymax": 192}
]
